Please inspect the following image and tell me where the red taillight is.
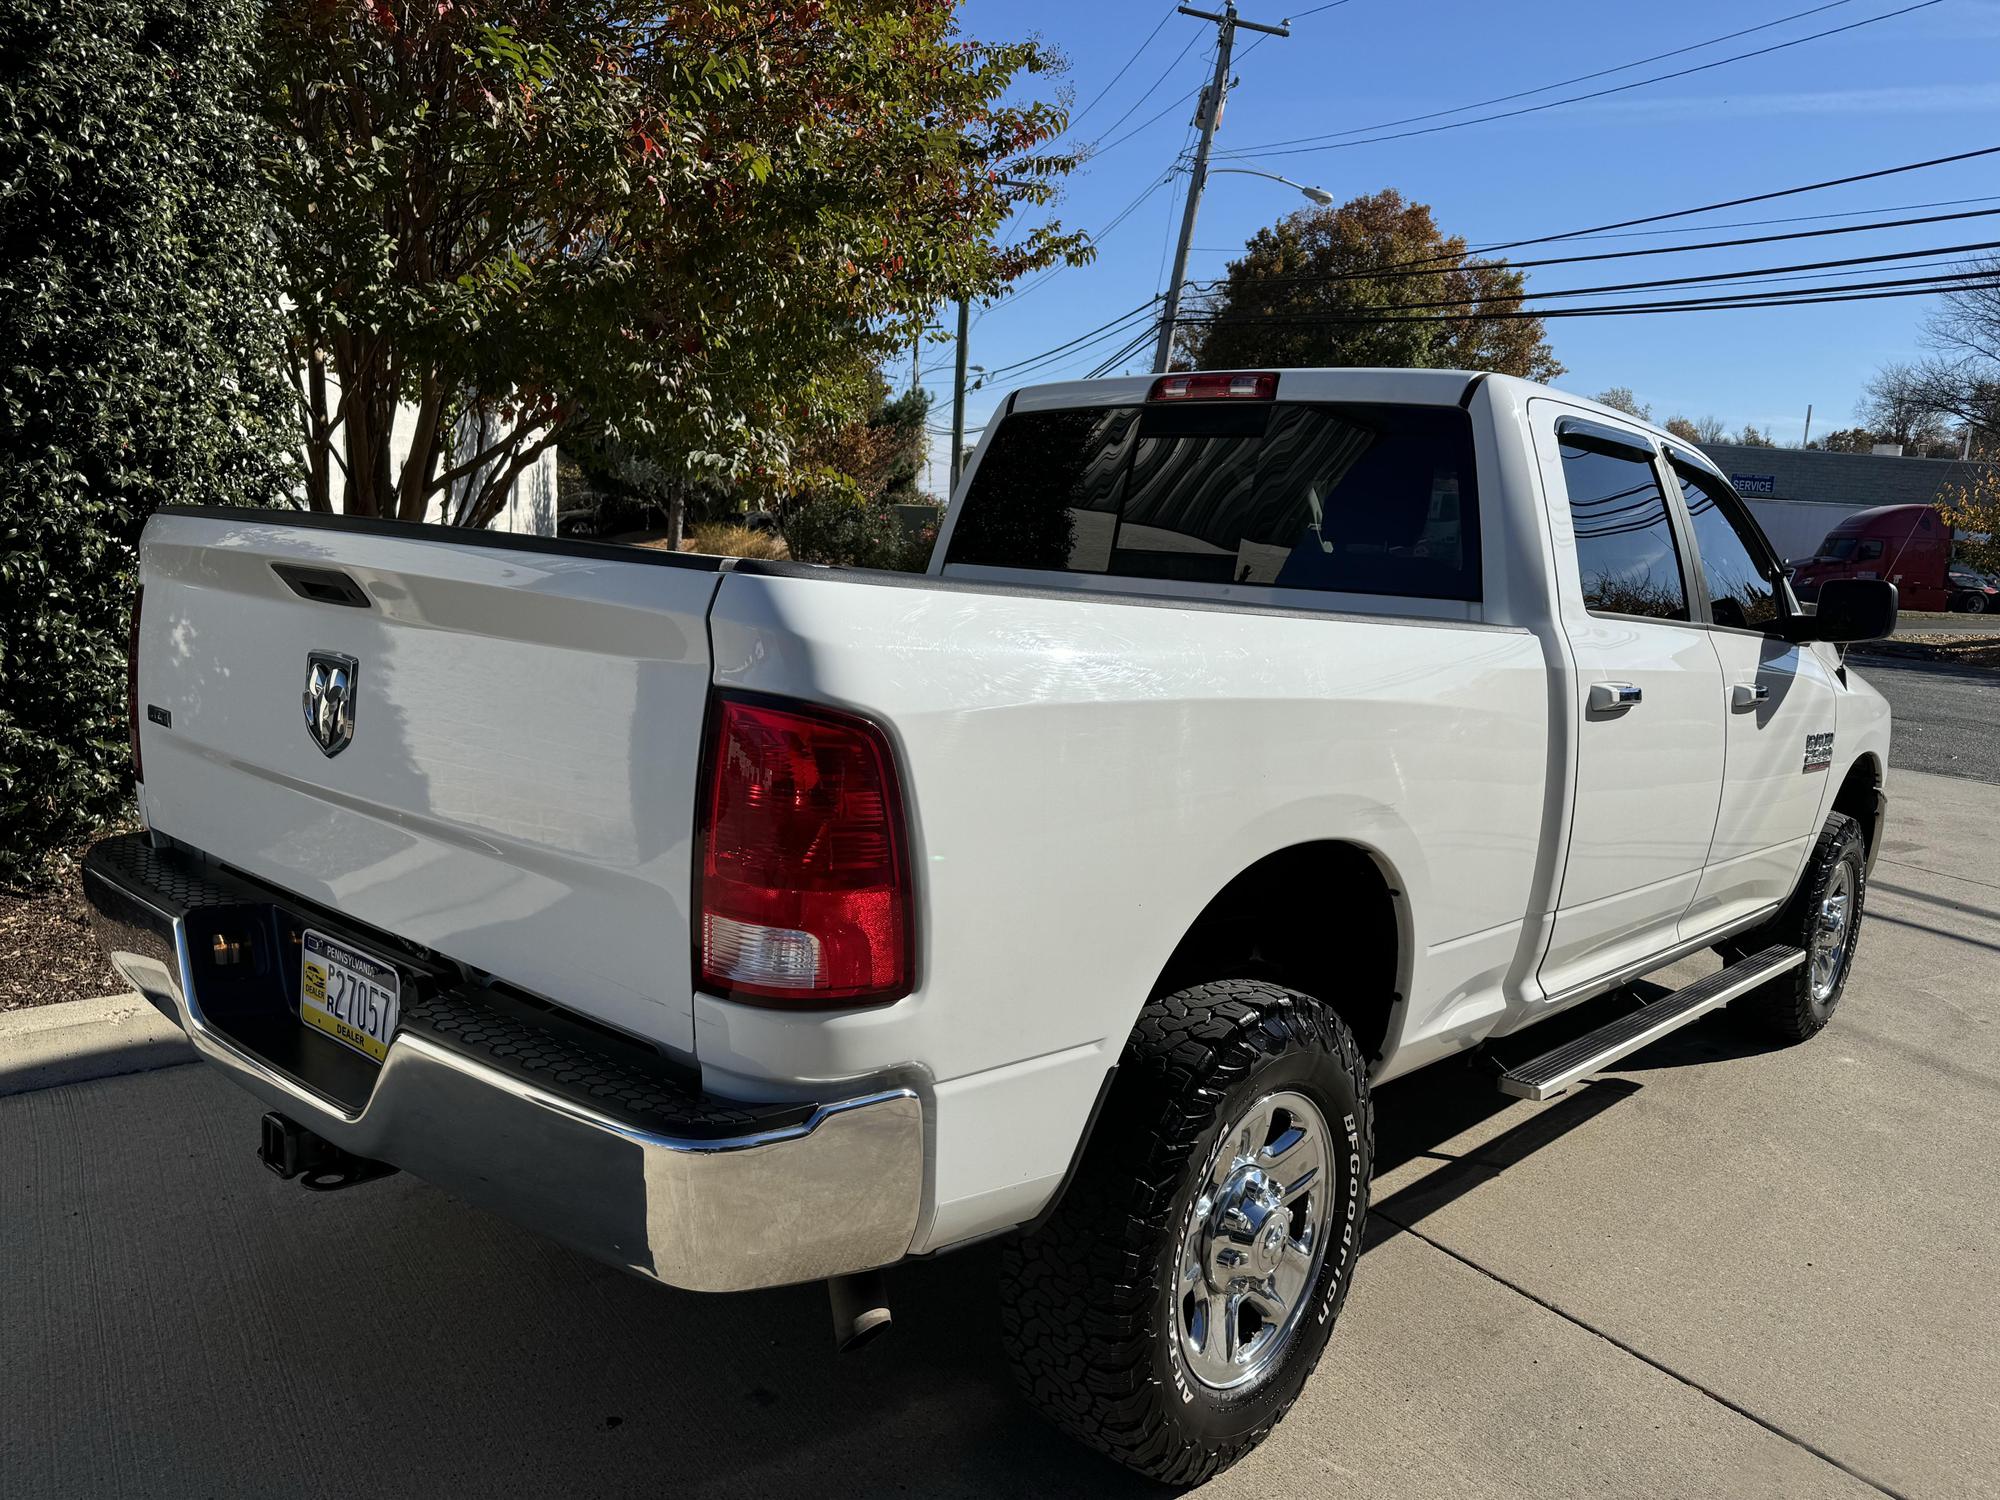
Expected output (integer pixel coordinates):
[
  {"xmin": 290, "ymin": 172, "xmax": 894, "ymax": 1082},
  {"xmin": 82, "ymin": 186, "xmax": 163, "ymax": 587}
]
[
  {"xmin": 695, "ymin": 694, "xmax": 912, "ymax": 1005},
  {"xmin": 127, "ymin": 584, "xmax": 144, "ymax": 784},
  {"xmin": 1148, "ymin": 371, "xmax": 1277, "ymax": 402}
]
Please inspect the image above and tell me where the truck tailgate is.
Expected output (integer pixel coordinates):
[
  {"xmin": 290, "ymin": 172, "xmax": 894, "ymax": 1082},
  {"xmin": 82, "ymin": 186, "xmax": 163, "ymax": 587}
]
[{"xmin": 133, "ymin": 509, "xmax": 721, "ymax": 1059}]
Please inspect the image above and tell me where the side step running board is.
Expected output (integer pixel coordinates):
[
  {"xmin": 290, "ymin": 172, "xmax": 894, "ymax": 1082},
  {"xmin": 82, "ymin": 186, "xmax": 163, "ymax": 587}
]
[{"xmin": 1498, "ymin": 945, "xmax": 1806, "ymax": 1101}]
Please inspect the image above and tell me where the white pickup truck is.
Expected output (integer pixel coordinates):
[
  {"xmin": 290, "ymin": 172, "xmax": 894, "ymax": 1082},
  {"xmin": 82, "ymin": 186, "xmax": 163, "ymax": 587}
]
[{"xmin": 87, "ymin": 368, "xmax": 1895, "ymax": 1484}]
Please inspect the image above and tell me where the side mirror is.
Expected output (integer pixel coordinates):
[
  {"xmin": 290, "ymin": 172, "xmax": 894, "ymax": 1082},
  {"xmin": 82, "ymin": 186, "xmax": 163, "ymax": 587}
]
[{"xmin": 1790, "ymin": 577, "xmax": 1898, "ymax": 643}]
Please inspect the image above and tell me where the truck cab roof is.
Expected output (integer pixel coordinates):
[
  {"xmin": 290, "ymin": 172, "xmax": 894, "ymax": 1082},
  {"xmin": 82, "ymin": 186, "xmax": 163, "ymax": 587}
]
[{"xmin": 1004, "ymin": 368, "xmax": 1696, "ymax": 450}]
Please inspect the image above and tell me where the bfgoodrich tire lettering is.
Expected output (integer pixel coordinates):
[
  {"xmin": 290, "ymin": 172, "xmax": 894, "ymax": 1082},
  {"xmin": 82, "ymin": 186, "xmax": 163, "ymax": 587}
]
[{"xmin": 1000, "ymin": 979, "xmax": 1374, "ymax": 1485}]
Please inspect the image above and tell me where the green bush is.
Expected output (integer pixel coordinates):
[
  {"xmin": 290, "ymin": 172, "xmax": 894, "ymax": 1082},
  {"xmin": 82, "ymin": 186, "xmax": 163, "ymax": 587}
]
[
  {"xmin": 781, "ymin": 494, "xmax": 911, "ymax": 570},
  {"xmin": 895, "ymin": 504, "xmax": 942, "ymax": 573},
  {"xmin": 0, "ymin": 0, "xmax": 295, "ymax": 884}
]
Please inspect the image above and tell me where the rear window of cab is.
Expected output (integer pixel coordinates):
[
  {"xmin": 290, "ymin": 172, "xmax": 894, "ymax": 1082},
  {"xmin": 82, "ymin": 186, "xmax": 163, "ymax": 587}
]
[{"xmin": 944, "ymin": 401, "xmax": 1482, "ymax": 602}]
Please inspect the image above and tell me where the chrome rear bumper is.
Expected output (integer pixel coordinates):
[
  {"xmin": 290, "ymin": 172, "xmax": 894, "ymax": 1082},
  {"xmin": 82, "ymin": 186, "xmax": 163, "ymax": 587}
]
[{"xmin": 82, "ymin": 833, "xmax": 923, "ymax": 1293}]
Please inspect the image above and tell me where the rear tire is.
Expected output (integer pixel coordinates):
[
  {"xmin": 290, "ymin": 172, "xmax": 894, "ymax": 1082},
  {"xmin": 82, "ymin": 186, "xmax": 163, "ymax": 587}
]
[
  {"xmin": 1719, "ymin": 812, "xmax": 1867, "ymax": 1043},
  {"xmin": 1000, "ymin": 980, "xmax": 1373, "ymax": 1486}
]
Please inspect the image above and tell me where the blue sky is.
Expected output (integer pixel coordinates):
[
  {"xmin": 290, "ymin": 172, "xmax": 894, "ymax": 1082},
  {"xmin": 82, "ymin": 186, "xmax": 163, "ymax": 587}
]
[{"xmin": 917, "ymin": 0, "xmax": 2000, "ymax": 491}]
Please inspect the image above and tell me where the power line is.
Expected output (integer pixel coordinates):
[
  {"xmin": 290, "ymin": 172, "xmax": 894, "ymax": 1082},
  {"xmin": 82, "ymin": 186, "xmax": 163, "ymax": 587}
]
[
  {"xmin": 976, "ymin": 31, "xmax": 1210, "ymax": 322},
  {"xmin": 1532, "ymin": 271, "xmax": 2000, "ymax": 318},
  {"xmin": 1093, "ymin": 9, "xmax": 1303, "ymax": 162},
  {"xmin": 1086, "ymin": 28, "xmax": 1204, "ymax": 153},
  {"xmin": 1525, "ymin": 242, "xmax": 2000, "ymax": 301},
  {"xmin": 1018, "ymin": 270, "xmax": 2000, "ymax": 386},
  {"xmin": 1464, "ymin": 144, "xmax": 2000, "ymax": 257},
  {"xmin": 1640, "ymin": 249, "xmax": 1993, "ymax": 293},
  {"xmin": 1188, "ymin": 204, "xmax": 2000, "ymax": 290},
  {"xmin": 1192, "ymin": 252, "xmax": 2000, "ymax": 319},
  {"xmin": 976, "ymin": 0, "xmax": 1346, "ymax": 326},
  {"xmin": 1063, "ymin": 7, "xmax": 1177, "ymax": 136},
  {"xmin": 982, "ymin": 152, "xmax": 2000, "ymax": 392},
  {"xmin": 992, "ymin": 262, "xmax": 2000, "ymax": 389},
  {"xmin": 1174, "ymin": 193, "xmax": 2000, "ymax": 255},
  {"xmin": 1175, "ymin": 268, "xmax": 2000, "ymax": 324},
  {"xmin": 1174, "ymin": 146, "xmax": 2000, "ymax": 292},
  {"xmin": 1465, "ymin": 193, "xmax": 2000, "ymax": 249},
  {"xmin": 1222, "ymin": 0, "xmax": 1865, "ymax": 152},
  {"xmin": 1090, "ymin": 22, "xmax": 1286, "ymax": 160},
  {"xmin": 974, "ymin": 171, "xmax": 1179, "ymax": 326},
  {"xmin": 1217, "ymin": 0, "xmax": 1945, "ymax": 160},
  {"xmin": 1085, "ymin": 325, "xmax": 1164, "ymax": 378},
  {"xmin": 1096, "ymin": 83, "xmax": 1200, "ymax": 159},
  {"xmin": 995, "ymin": 320, "xmax": 1161, "ymax": 385},
  {"xmin": 977, "ymin": 297, "xmax": 1164, "ymax": 382},
  {"xmin": 991, "ymin": 309, "xmax": 1161, "ymax": 383}
]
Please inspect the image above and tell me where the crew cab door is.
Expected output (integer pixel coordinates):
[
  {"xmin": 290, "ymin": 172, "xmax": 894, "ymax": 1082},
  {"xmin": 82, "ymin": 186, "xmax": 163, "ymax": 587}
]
[
  {"xmin": 1666, "ymin": 454, "xmax": 1840, "ymax": 939},
  {"xmin": 1533, "ymin": 408, "xmax": 1725, "ymax": 1001}
]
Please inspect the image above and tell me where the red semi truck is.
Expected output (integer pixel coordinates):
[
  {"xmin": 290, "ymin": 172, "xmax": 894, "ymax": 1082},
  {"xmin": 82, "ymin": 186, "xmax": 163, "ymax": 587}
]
[{"xmin": 1790, "ymin": 504, "xmax": 1999, "ymax": 613}]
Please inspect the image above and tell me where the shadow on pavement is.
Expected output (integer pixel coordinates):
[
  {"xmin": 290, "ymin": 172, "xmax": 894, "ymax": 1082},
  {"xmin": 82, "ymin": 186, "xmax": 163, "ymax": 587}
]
[
  {"xmin": 535, "ymin": 1048, "xmax": 1647, "ymax": 1498},
  {"xmin": 10, "ymin": 983, "xmax": 1773, "ymax": 1500}
]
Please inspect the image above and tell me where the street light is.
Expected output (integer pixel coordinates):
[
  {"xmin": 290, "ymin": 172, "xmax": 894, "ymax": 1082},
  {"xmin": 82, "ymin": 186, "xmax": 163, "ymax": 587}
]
[
  {"xmin": 1158, "ymin": 158, "xmax": 1335, "ymax": 372},
  {"xmin": 1206, "ymin": 166, "xmax": 1333, "ymax": 205}
]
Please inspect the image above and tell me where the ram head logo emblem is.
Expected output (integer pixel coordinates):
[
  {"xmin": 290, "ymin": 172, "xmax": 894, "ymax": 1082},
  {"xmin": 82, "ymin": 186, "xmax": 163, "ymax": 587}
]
[{"xmin": 303, "ymin": 651, "xmax": 358, "ymax": 757}]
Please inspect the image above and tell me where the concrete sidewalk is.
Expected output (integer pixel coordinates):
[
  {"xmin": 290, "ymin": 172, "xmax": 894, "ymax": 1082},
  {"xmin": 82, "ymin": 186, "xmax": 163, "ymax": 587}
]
[
  {"xmin": 3, "ymin": 771, "xmax": 1996, "ymax": 1498},
  {"xmin": 0, "ymin": 991, "xmax": 190, "ymax": 1097}
]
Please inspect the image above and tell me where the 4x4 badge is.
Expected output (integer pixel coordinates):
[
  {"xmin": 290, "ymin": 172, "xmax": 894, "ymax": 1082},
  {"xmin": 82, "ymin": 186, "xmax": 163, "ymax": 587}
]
[
  {"xmin": 1802, "ymin": 730, "xmax": 1834, "ymax": 773},
  {"xmin": 303, "ymin": 651, "xmax": 358, "ymax": 757}
]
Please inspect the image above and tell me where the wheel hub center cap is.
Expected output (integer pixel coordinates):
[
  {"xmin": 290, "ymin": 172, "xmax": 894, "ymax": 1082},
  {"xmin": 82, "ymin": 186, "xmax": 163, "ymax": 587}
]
[{"xmin": 1202, "ymin": 1165, "xmax": 1287, "ymax": 1287}]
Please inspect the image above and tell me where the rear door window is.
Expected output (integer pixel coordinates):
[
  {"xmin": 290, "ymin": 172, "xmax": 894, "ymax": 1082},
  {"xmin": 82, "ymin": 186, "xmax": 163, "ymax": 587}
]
[
  {"xmin": 1557, "ymin": 429, "xmax": 1689, "ymax": 621},
  {"xmin": 944, "ymin": 401, "xmax": 1481, "ymax": 601}
]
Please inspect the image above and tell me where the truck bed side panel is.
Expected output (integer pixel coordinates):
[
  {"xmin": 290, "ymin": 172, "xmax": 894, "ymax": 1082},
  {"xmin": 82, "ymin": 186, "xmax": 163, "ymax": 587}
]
[{"xmin": 699, "ymin": 569, "xmax": 1551, "ymax": 1250}]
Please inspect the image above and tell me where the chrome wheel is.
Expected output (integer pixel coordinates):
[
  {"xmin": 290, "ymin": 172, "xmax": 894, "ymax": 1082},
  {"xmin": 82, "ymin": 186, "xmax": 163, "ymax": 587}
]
[
  {"xmin": 1810, "ymin": 862, "xmax": 1856, "ymax": 1003},
  {"xmin": 1174, "ymin": 1090, "xmax": 1335, "ymax": 1392}
]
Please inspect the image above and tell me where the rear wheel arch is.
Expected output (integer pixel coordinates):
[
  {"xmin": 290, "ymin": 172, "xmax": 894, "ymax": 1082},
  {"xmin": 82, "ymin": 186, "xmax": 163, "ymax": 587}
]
[
  {"xmin": 1017, "ymin": 841, "xmax": 1405, "ymax": 1245},
  {"xmin": 1148, "ymin": 840, "xmax": 1407, "ymax": 1068}
]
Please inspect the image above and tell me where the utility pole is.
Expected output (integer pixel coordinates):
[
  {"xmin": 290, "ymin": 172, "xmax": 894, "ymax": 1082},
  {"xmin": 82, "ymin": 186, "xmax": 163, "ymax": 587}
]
[
  {"xmin": 1152, "ymin": 2, "xmax": 1290, "ymax": 374},
  {"xmin": 949, "ymin": 299, "xmax": 970, "ymax": 494},
  {"xmin": 1802, "ymin": 403, "xmax": 1813, "ymax": 447}
]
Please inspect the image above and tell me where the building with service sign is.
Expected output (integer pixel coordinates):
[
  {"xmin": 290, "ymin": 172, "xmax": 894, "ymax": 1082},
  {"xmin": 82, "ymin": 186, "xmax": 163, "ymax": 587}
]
[{"xmin": 1699, "ymin": 442, "xmax": 1990, "ymax": 561}]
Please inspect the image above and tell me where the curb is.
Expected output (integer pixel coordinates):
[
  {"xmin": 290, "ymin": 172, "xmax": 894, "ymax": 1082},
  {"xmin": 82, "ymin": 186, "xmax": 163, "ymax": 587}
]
[
  {"xmin": 0, "ymin": 992, "xmax": 196, "ymax": 1098},
  {"xmin": 1851, "ymin": 637, "xmax": 2000, "ymax": 668}
]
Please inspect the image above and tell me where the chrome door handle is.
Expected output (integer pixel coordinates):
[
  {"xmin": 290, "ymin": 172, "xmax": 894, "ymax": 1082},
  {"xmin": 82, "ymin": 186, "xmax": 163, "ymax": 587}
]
[
  {"xmin": 1732, "ymin": 682, "xmax": 1771, "ymax": 710},
  {"xmin": 1588, "ymin": 681, "xmax": 1643, "ymax": 712}
]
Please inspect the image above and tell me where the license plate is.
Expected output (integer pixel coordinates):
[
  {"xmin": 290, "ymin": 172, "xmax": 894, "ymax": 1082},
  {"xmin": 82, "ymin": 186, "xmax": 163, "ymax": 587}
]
[{"xmin": 299, "ymin": 929, "xmax": 400, "ymax": 1063}]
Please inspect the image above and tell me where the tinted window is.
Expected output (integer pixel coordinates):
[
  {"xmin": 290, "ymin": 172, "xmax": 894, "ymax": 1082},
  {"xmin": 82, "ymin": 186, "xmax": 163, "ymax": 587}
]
[
  {"xmin": 1856, "ymin": 538, "xmax": 1884, "ymax": 561},
  {"xmin": 1674, "ymin": 463, "xmax": 1784, "ymax": 630},
  {"xmin": 1559, "ymin": 435, "xmax": 1687, "ymax": 620},
  {"xmin": 945, "ymin": 402, "xmax": 1480, "ymax": 601},
  {"xmin": 1824, "ymin": 536, "xmax": 1858, "ymax": 561}
]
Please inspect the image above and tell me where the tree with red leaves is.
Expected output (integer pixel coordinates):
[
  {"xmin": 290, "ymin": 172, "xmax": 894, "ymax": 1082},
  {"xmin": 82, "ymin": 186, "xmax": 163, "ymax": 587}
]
[{"xmin": 260, "ymin": 1, "xmax": 1087, "ymax": 526}]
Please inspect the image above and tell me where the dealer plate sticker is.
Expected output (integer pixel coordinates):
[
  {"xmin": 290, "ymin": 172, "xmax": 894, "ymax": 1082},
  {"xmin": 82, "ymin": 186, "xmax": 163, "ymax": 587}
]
[{"xmin": 300, "ymin": 929, "xmax": 400, "ymax": 1063}]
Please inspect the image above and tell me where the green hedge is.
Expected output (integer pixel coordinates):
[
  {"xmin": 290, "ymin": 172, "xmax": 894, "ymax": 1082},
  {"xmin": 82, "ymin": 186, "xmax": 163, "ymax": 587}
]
[
  {"xmin": 782, "ymin": 495, "xmax": 938, "ymax": 572},
  {"xmin": 0, "ymin": 0, "xmax": 294, "ymax": 883}
]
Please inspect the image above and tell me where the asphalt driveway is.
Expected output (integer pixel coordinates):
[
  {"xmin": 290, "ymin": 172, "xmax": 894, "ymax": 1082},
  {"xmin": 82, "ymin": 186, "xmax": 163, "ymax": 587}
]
[
  {"xmin": 1858, "ymin": 657, "xmax": 2000, "ymax": 784},
  {"xmin": 3, "ymin": 768, "xmax": 1996, "ymax": 1499}
]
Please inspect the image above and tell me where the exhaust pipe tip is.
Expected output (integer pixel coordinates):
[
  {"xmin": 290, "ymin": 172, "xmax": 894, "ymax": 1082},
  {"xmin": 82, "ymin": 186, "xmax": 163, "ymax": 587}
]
[{"xmin": 827, "ymin": 1269, "xmax": 892, "ymax": 1352}]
